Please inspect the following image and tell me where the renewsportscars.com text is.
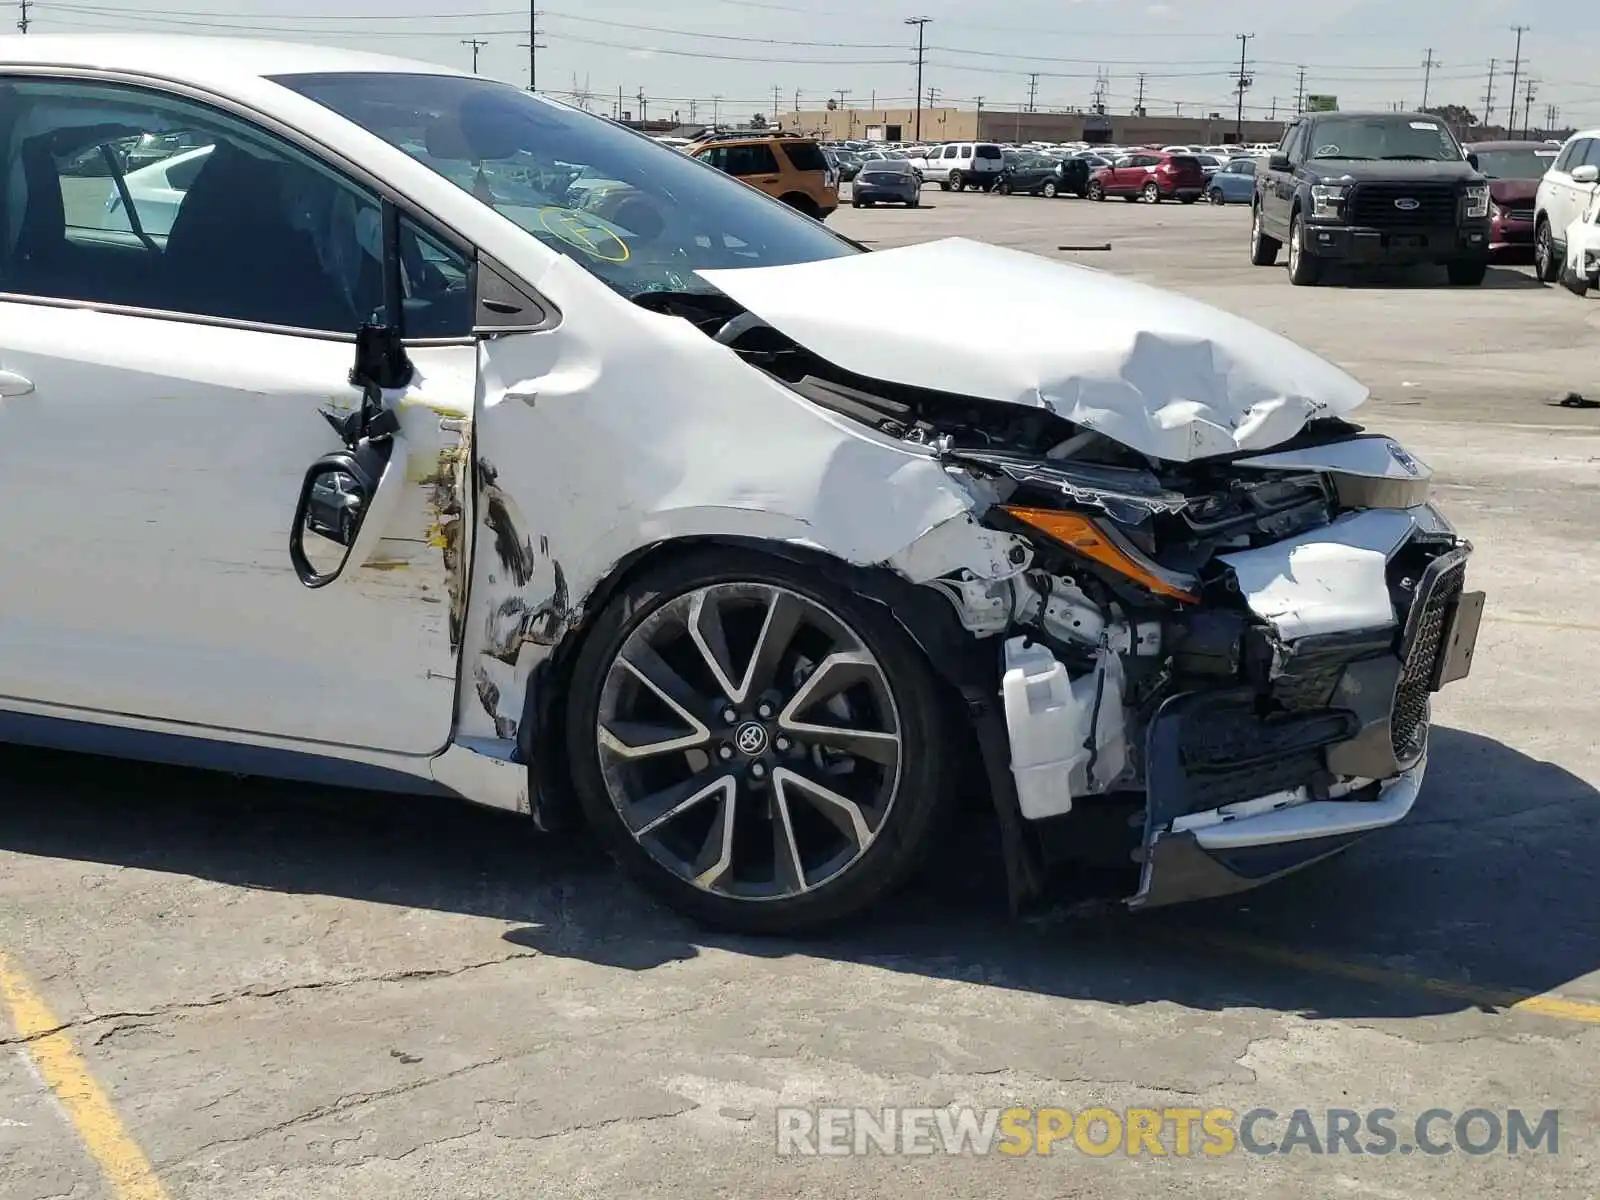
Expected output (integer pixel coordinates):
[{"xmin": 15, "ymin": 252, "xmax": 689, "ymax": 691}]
[{"xmin": 776, "ymin": 1106, "xmax": 1560, "ymax": 1157}]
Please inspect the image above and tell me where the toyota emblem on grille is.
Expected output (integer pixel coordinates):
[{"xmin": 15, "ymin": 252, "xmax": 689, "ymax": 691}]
[{"xmin": 1394, "ymin": 197, "xmax": 1421, "ymax": 211}]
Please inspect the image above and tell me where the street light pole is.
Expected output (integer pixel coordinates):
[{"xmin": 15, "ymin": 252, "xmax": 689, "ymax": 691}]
[{"xmin": 906, "ymin": 17, "xmax": 931, "ymax": 141}]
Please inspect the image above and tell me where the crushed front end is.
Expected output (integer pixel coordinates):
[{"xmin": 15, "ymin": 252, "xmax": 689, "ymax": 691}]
[
  {"xmin": 939, "ymin": 433, "xmax": 1484, "ymax": 908},
  {"xmin": 677, "ymin": 239, "xmax": 1485, "ymax": 910}
]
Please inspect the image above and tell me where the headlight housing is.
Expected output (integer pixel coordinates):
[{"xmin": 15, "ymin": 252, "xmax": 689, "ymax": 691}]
[
  {"xmin": 1309, "ymin": 183, "xmax": 1346, "ymax": 219},
  {"xmin": 1465, "ymin": 184, "xmax": 1490, "ymax": 218}
]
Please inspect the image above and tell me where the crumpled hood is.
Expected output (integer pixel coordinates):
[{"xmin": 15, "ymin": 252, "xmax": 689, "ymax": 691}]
[{"xmin": 697, "ymin": 238, "xmax": 1368, "ymax": 462}]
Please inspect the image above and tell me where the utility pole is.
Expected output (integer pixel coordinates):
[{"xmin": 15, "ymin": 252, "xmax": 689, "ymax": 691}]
[
  {"xmin": 906, "ymin": 16, "xmax": 932, "ymax": 141},
  {"xmin": 1506, "ymin": 25, "xmax": 1529, "ymax": 129},
  {"xmin": 974, "ymin": 94, "xmax": 984, "ymax": 135},
  {"xmin": 520, "ymin": 5, "xmax": 545, "ymax": 93},
  {"xmin": 1294, "ymin": 65, "xmax": 1306, "ymax": 114},
  {"xmin": 460, "ymin": 38, "xmax": 487, "ymax": 74},
  {"xmin": 616, "ymin": 85, "xmax": 623, "ymax": 119},
  {"xmin": 1234, "ymin": 33, "xmax": 1255, "ymax": 140},
  {"xmin": 1270, "ymin": 96, "xmax": 1278, "ymax": 120},
  {"xmin": 835, "ymin": 88, "xmax": 851, "ymax": 109},
  {"xmin": 1522, "ymin": 78, "xmax": 1538, "ymax": 140},
  {"xmin": 711, "ymin": 95, "xmax": 721, "ymax": 127},
  {"xmin": 1482, "ymin": 58, "xmax": 1497, "ymax": 127},
  {"xmin": 1026, "ymin": 72, "xmax": 1039, "ymax": 113},
  {"xmin": 1421, "ymin": 48, "xmax": 1439, "ymax": 109},
  {"xmin": 637, "ymin": 88, "xmax": 647, "ymax": 124},
  {"xmin": 1134, "ymin": 72, "xmax": 1146, "ymax": 115},
  {"xmin": 17, "ymin": 0, "xmax": 29, "ymax": 33},
  {"xmin": 772, "ymin": 85, "xmax": 781, "ymax": 123}
]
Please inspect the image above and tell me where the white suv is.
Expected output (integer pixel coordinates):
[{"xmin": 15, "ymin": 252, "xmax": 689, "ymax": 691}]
[
  {"xmin": 1534, "ymin": 128, "xmax": 1600, "ymax": 282},
  {"xmin": 917, "ymin": 142, "xmax": 1006, "ymax": 191}
]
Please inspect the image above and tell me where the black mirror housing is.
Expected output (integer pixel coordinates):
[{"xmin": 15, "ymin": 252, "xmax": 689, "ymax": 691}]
[
  {"xmin": 351, "ymin": 322, "xmax": 413, "ymax": 392},
  {"xmin": 288, "ymin": 438, "xmax": 393, "ymax": 588},
  {"xmin": 1268, "ymin": 153, "xmax": 1292, "ymax": 172}
]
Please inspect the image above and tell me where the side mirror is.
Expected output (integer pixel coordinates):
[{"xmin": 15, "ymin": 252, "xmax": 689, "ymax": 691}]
[
  {"xmin": 288, "ymin": 439, "xmax": 392, "ymax": 588},
  {"xmin": 1573, "ymin": 164, "xmax": 1599, "ymax": 185},
  {"xmin": 1268, "ymin": 153, "xmax": 1292, "ymax": 172},
  {"xmin": 1466, "ymin": 151, "xmax": 1480, "ymax": 169}
]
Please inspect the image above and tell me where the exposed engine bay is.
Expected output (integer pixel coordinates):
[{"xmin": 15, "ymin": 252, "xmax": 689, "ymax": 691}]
[{"xmin": 637, "ymin": 285, "xmax": 1486, "ymax": 908}]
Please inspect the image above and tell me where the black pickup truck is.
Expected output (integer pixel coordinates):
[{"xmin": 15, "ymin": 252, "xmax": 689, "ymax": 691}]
[{"xmin": 1250, "ymin": 111, "xmax": 1493, "ymax": 286}]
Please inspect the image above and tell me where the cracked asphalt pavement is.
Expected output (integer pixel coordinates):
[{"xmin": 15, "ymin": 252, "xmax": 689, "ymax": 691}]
[{"xmin": 3, "ymin": 192, "xmax": 1599, "ymax": 1199}]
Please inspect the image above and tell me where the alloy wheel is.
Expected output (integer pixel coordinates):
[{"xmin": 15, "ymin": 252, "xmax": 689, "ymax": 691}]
[{"xmin": 593, "ymin": 583, "xmax": 903, "ymax": 902}]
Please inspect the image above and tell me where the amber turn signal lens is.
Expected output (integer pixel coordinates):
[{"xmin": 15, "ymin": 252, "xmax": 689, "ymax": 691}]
[{"xmin": 1002, "ymin": 506, "xmax": 1198, "ymax": 603}]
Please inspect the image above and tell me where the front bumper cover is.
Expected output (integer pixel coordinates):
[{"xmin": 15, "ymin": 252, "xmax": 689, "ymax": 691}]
[{"xmin": 1301, "ymin": 220, "xmax": 1490, "ymax": 263}]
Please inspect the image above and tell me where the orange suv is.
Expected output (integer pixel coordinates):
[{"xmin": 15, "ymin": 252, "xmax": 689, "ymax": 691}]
[{"xmin": 686, "ymin": 131, "xmax": 838, "ymax": 220}]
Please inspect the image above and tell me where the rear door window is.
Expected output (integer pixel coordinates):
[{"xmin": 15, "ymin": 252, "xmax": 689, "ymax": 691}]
[
  {"xmin": 1169, "ymin": 155, "xmax": 1202, "ymax": 173},
  {"xmin": 942, "ymin": 146, "xmax": 959, "ymax": 159},
  {"xmin": 779, "ymin": 140, "xmax": 827, "ymax": 172},
  {"xmin": 958, "ymin": 145, "xmax": 973, "ymax": 156}
]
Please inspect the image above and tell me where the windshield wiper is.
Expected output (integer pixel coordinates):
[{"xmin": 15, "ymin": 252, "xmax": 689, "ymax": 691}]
[
  {"xmin": 1313, "ymin": 153, "xmax": 1374, "ymax": 160},
  {"xmin": 1381, "ymin": 154, "xmax": 1438, "ymax": 161}
]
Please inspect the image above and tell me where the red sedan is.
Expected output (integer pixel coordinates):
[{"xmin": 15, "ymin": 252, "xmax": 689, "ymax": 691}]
[
  {"xmin": 1464, "ymin": 140, "xmax": 1559, "ymax": 255},
  {"xmin": 1086, "ymin": 151, "xmax": 1209, "ymax": 204}
]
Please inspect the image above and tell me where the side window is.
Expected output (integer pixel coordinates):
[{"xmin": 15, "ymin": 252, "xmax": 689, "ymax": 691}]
[
  {"xmin": 942, "ymin": 145, "xmax": 958, "ymax": 159},
  {"xmin": 958, "ymin": 145, "xmax": 973, "ymax": 156},
  {"xmin": 695, "ymin": 147, "xmax": 726, "ymax": 172},
  {"xmin": 1553, "ymin": 139, "xmax": 1581, "ymax": 173},
  {"xmin": 1582, "ymin": 141, "xmax": 1600, "ymax": 169},
  {"xmin": 724, "ymin": 145, "xmax": 779, "ymax": 176},
  {"xmin": 3, "ymin": 79, "xmax": 384, "ymax": 334},
  {"xmin": 399, "ymin": 217, "xmax": 472, "ymax": 339}
]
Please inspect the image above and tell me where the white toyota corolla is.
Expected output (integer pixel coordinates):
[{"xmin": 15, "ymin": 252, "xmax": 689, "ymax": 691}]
[{"xmin": 0, "ymin": 37, "xmax": 1483, "ymax": 932}]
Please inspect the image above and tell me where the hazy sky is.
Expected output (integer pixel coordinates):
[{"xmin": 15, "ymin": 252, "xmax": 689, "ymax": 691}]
[{"xmin": 21, "ymin": 0, "xmax": 1599, "ymax": 128}]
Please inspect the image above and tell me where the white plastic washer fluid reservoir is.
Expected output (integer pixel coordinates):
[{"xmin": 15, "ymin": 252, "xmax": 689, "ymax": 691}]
[{"xmin": 1001, "ymin": 636, "xmax": 1093, "ymax": 820}]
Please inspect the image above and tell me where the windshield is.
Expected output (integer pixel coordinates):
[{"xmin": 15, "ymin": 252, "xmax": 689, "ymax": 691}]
[
  {"xmin": 273, "ymin": 71, "xmax": 857, "ymax": 298},
  {"xmin": 1307, "ymin": 116, "xmax": 1463, "ymax": 161},
  {"xmin": 1473, "ymin": 147, "xmax": 1558, "ymax": 179}
]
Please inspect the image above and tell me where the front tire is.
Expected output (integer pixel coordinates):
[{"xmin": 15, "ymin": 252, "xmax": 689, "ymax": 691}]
[
  {"xmin": 1534, "ymin": 218, "xmax": 1560, "ymax": 283},
  {"xmin": 1209, "ymin": 187, "xmax": 1225, "ymax": 205},
  {"xmin": 1287, "ymin": 212, "xmax": 1321, "ymax": 285},
  {"xmin": 566, "ymin": 549, "xmax": 953, "ymax": 934},
  {"xmin": 1447, "ymin": 256, "xmax": 1488, "ymax": 286}
]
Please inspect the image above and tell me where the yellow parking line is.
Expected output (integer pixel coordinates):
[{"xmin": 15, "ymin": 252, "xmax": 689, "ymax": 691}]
[
  {"xmin": 0, "ymin": 950, "xmax": 169, "ymax": 1200},
  {"xmin": 1184, "ymin": 933, "xmax": 1600, "ymax": 1025}
]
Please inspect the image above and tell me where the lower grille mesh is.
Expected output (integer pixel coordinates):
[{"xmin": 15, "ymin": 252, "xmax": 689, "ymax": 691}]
[{"xmin": 1391, "ymin": 558, "xmax": 1466, "ymax": 760}]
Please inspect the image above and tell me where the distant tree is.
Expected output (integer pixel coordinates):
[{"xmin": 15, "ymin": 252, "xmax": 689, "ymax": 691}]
[
  {"xmin": 750, "ymin": 112, "xmax": 768, "ymax": 129},
  {"xmin": 1421, "ymin": 103, "xmax": 1479, "ymax": 128}
]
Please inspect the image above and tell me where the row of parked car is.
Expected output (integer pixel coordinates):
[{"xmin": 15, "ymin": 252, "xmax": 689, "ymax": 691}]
[{"xmin": 838, "ymin": 142, "xmax": 1269, "ymax": 209}]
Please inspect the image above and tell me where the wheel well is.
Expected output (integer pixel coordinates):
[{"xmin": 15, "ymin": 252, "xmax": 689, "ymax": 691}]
[
  {"xmin": 520, "ymin": 536, "xmax": 989, "ymax": 829},
  {"xmin": 780, "ymin": 192, "xmax": 818, "ymax": 215}
]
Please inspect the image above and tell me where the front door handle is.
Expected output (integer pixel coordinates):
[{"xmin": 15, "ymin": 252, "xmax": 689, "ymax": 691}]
[{"xmin": 0, "ymin": 370, "xmax": 33, "ymax": 397}]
